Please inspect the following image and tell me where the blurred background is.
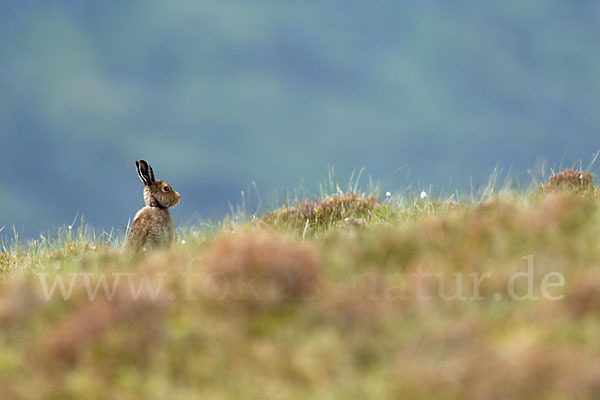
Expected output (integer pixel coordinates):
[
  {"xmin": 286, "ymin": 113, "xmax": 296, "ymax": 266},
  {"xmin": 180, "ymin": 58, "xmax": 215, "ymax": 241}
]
[{"xmin": 1, "ymin": 0, "xmax": 599, "ymax": 239}]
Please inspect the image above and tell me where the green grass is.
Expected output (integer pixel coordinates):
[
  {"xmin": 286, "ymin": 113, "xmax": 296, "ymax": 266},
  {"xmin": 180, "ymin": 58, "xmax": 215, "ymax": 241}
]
[{"xmin": 1, "ymin": 172, "xmax": 600, "ymax": 399}]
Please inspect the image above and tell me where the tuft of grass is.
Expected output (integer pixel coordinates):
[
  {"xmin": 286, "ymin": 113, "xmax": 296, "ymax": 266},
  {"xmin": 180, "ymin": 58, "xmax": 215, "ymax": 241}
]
[
  {"xmin": 543, "ymin": 168, "xmax": 595, "ymax": 193},
  {"xmin": 261, "ymin": 192, "xmax": 387, "ymax": 236}
]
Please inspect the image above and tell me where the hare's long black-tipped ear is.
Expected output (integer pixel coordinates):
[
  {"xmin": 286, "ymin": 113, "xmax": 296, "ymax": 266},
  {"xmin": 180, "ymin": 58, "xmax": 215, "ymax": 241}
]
[
  {"xmin": 147, "ymin": 162, "xmax": 155, "ymax": 182},
  {"xmin": 136, "ymin": 160, "xmax": 155, "ymax": 185}
]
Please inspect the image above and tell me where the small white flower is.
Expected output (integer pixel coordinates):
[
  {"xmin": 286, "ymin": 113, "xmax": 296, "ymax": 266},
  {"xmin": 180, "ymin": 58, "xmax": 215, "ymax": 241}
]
[
  {"xmin": 181, "ymin": 240, "xmax": 186, "ymax": 245},
  {"xmin": 385, "ymin": 191, "xmax": 392, "ymax": 198},
  {"xmin": 344, "ymin": 217, "xmax": 350, "ymax": 222},
  {"xmin": 420, "ymin": 191, "xmax": 427, "ymax": 200},
  {"xmin": 68, "ymin": 225, "xmax": 73, "ymax": 230}
]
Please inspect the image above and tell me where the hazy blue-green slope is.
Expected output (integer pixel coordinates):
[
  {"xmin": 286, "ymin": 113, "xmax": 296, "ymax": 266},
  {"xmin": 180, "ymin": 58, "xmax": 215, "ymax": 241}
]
[{"xmin": 1, "ymin": 0, "xmax": 599, "ymax": 238}]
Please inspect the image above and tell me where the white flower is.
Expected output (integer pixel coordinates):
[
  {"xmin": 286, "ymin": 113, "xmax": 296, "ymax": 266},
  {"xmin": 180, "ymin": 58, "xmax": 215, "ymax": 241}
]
[
  {"xmin": 181, "ymin": 240, "xmax": 186, "ymax": 245},
  {"xmin": 420, "ymin": 191, "xmax": 427, "ymax": 200},
  {"xmin": 68, "ymin": 225, "xmax": 73, "ymax": 230},
  {"xmin": 385, "ymin": 191, "xmax": 392, "ymax": 198}
]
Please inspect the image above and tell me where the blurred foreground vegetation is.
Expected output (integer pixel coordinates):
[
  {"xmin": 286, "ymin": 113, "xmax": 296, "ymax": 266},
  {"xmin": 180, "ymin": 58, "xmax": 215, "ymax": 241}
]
[{"xmin": 1, "ymin": 170, "xmax": 600, "ymax": 399}]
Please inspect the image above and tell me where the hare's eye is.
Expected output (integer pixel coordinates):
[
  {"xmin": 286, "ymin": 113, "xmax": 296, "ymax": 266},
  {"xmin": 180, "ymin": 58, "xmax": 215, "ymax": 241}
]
[{"xmin": 162, "ymin": 186, "xmax": 171, "ymax": 193}]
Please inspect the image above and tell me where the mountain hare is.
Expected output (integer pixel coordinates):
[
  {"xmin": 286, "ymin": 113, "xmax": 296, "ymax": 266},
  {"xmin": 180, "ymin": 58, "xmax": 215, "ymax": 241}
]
[{"xmin": 126, "ymin": 160, "xmax": 181, "ymax": 250}]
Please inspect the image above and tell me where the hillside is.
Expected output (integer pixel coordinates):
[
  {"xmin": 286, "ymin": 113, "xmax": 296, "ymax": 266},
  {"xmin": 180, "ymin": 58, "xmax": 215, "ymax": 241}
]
[{"xmin": 0, "ymin": 171, "xmax": 599, "ymax": 399}]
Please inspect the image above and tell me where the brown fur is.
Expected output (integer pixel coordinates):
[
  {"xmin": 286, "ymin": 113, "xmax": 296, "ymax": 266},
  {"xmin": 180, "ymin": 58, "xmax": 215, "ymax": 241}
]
[{"xmin": 126, "ymin": 161, "xmax": 181, "ymax": 250}]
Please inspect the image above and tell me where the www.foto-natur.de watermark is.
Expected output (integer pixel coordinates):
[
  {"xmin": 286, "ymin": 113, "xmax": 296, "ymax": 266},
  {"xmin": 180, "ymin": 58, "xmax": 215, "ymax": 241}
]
[{"xmin": 36, "ymin": 255, "xmax": 565, "ymax": 302}]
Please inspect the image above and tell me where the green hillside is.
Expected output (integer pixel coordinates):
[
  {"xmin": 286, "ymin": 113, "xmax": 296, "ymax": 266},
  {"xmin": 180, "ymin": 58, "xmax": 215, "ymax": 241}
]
[{"xmin": 1, "ymin": 171, "xmax": 599, "ymax": 399}]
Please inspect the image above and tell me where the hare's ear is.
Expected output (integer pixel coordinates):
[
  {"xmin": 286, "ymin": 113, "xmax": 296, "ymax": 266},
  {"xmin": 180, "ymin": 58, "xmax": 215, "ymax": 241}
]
[{"xmin": 136, "ymin": 160, "xmax": 155, "ymax": 185}]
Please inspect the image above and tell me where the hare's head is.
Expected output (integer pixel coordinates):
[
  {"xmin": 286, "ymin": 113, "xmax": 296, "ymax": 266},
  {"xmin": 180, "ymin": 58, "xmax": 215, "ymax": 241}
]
[{"xmin": 136, "ymin": 160, "xmax": 181, "ymax": 209}]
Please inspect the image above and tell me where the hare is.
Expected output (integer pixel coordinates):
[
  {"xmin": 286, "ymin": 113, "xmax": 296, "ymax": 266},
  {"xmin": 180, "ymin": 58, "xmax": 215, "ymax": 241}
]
[{"xmin": 126, "ymin": 160, "xmax": 181, "ymax": 250}]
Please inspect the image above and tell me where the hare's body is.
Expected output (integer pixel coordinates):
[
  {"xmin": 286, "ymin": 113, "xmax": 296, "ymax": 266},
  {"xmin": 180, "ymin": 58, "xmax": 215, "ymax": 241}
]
[
  {"xmin": 126, "ymin": 160, "xmax": 181, "ymax": 250},
  {"xmin": 128, "ymin": 206, "xmax": 175, "ymax": 249}
]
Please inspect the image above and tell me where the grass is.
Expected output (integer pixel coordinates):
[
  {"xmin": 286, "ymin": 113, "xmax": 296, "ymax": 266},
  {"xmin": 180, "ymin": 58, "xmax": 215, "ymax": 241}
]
[{"xmin": 1, "ymin": 169, "xmax": 600, "ymax": 399}]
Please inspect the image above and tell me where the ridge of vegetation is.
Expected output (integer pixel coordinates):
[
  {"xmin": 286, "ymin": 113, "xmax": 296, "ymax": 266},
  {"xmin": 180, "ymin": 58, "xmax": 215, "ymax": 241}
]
[{"xmin": 1, "ymin": 169, "xmax": 599, "ymax": 399}]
